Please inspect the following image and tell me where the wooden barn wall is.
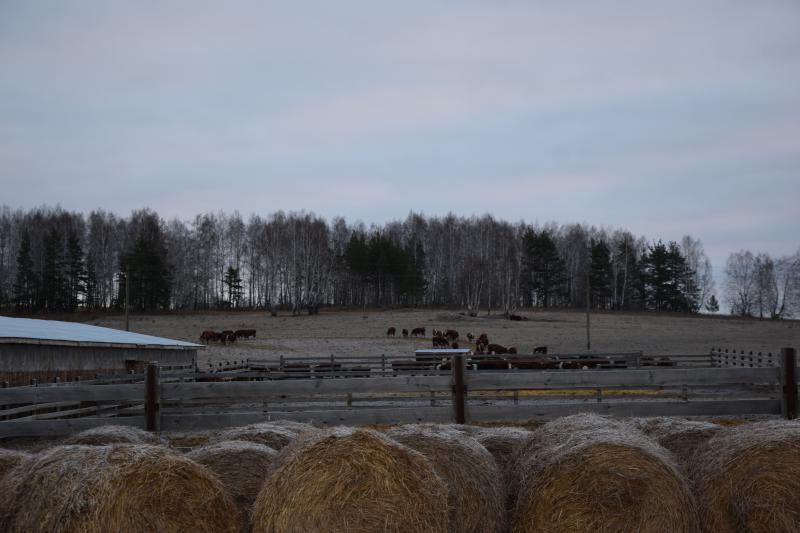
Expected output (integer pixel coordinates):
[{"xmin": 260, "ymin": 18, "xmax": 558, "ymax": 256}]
[{"xmin": 0, "ymin": 345, "xmax": 195, "ymax": 386}]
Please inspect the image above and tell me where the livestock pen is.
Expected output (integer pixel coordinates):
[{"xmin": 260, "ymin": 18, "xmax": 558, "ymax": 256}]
[{"xmin": 0, "ymin": 347, "xmax": 796, "ymax": 439}]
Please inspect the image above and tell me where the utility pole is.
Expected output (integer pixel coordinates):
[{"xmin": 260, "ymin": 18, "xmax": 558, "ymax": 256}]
[
  {"xmin": 125, "ymin": 268, "xmax": 130, "ymax": 332},
  {"xmin": 586, "ymin": 253, "xmax": 591, "ymax": 352}
]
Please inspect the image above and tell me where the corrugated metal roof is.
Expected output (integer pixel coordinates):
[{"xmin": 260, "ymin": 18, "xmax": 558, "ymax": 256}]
[{"xmin": 0, "ymin": 316, "xmax": 202, "ymax": 349}]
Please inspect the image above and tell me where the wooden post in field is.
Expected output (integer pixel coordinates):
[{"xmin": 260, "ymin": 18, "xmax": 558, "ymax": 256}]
[
  {"xmin": 145, "ymin": 362, "xmax": 161, "ymax": 432},
  {"xmin": 124, "ymin": 268, "xmax": 130, "ymax": 332},
  {"xmin": 780, "ymin": 347, "xmax": 797, "ymax": 420},
  {"xmin": 585, "ymin": 257, "xmax": 591, "ymax": 352},
  {"xmin": 451, "ymin": 354, "xmax": 466, "ymax": 424}
]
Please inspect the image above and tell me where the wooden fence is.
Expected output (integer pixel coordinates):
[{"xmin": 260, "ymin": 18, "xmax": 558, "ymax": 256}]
[
  {"xmin": 711, "ymin": 348, "xmax": 779, "ymax": 368},
  {"xmin": 0, "ymin": 348, "xmax": 795, "ymax": 439}
]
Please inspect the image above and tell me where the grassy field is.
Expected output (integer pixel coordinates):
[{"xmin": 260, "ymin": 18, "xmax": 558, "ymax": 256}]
[{"xmin": 85, "ymin": 308, "xmax": 800, "ymax": 368}]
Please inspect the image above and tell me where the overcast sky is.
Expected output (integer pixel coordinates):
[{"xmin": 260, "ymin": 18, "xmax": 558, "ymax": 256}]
[{"xmin": 1, "ymin": 1, "xmax": 799, "ymax": 270}]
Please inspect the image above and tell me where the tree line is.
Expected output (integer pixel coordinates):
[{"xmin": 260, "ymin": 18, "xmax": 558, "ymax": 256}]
[{"xmin": 0, "ymin": 205, "xmax": 795, "ymax": 318}]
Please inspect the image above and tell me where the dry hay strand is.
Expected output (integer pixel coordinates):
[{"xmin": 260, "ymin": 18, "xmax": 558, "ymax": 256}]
[
  {"xmin": 0, "ymin": 443, "xmax": 238, "ymax": 533},
  {"xmin": 211, "ymin": 422, "xmax": 300, "ymax": 450},
  {"xmin": 384, "ymin": 424, "xmax": 506, "ymax": 533},
  {"xmin": 187, "ymin": 440, "xmax": 277, "ymax": 530},
  {"xmin": 252, "ymin": 426, "xmax": 449, "ymax": 533},
  {"xmin": 626, "ymin": 416, "xmax": 721, "ymax": 463},
  {"xmin": 511, "ymin": 413, "xmax": 699, "ymax": 533},
  {"xmin": 260, "ymin": 419, "xmax": 316, "ymax": 433},
  {"xmin": 470, "ymin": 426, "xmax": 532, "ymax": 472},
  {"xmin": 689, "ymin": 419, "xmax": 800, "ymax": 533},
  {"xmin": 0, "ymin": 449, "xmax": 29, "ymax": 480},
  {"xmin": 63, "ymin": 425, "xmax": 168, "ymax": 446}
]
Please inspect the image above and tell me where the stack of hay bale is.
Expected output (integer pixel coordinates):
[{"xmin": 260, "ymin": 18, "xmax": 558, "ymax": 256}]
[
  {"xmin": 4, "ymin": 415, "xmax": 800, "ymax": 532},
  {"xmin": 251, "ymin": 426, "xmax": 450, "ymax": 532},
  {"xmin": 510, "ymin": 413, "xmax": 699, "ymax": 533}
]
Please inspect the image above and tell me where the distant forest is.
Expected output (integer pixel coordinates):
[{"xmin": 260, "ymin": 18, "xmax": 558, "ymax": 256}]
[{"xmin": 0, "ymin": 206, "xmax": 797, "ymax": 318}]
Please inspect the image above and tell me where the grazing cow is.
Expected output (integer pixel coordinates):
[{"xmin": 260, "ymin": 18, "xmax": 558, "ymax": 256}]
[
  {"xmin": 509, "ymin": 314, "xmax": 522, "ymax": 321},
  {"xmin": 487, "ymin": 343, "xmax": 509, "ymax": 355},
  {"xmin": 200, "ymin": 330, "xmax": 219, "ymax": 343},
  {"xmin": 224, "ymin": 333, "xmax": 237, "ymax": 344},
  {"xmin": 402, "ymin": 328, "xmax": 409, "ymax": 339},
  {"xmin": 466, "ymin": 332, "xmax": 475, "ymax": 343},
  {"xmin": 445, "ymin": 329, "xmax": 459, "ymax": 341},
  {"xmin": 235, "ymin": 329, "xmax": 256, "ymax": 340},
  {"xmin": 533, "ymin": 345, "xmax": 548, "ymax": 355},
  {"xmin": 411, "ymin": 327, "xmax": 426, "ymax": 337},
  {"xmin": 432, "ymin": 335, "xmax": 449, "ymax": 348},
  {"xmin": 387, "ymin": 327, "xmax": 396, "ymax": 337}
]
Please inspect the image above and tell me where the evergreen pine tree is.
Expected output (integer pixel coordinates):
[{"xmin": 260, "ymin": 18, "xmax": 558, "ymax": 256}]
[
  {"xmin": 40, "ymin": 227, "xmax": 63, "ymax": 312},
  {"xmin": 705, "ymin": 294, "xmax": 720, "ymax": 313},
  {"xmin": 223, "ymin": 267, "xmax": 243, "ymax": 308},
  {"xmin": 12, "ymin": 230, "xmax": 37, "ymax": 312},
  {"xmin": 64, "ymin": 230, "xmax": 87, "ymax": 311},
  {"xmin": 589, "ymin": 239, "xmax": 613, "ymax": 309},
  {"xmin": 522, "ymin": 228, "xmax": 567, "ymax": 308}
]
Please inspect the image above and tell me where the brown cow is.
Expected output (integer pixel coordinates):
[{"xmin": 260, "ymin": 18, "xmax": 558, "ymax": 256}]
[
  {"xmin": 235, "ymin": 329, "xmax": 257, "ymax": 339},
  {"xmin": 432, "ymin": 329, "xmax": 443, "ymax": 338},
  {"xmin": 200, "ymin": 330, "xmax": 217, "ymax": 343},
  {"xmin": 445, "ymin": 329, "xmax": 459, "ymax": 341},
  {"xmin": 411, "ymin": 327, "xmax": 426, "ymax": 337},
  {"xmin": 387, "ymin": 327, "xmax": 396, "ymax": 337},
  {"xmin": 487, "ymin": 343, "xmax": 509, "ymax": 355},
  {"xmin": 432, "ymin": 335, "xmax": 449, "ymax": 348},
  {"xmin": 477, "ymin": 333, "xmax": 489, "ymax": 345},
  {"xmin": 508, "ymin": 346, "xmax": 517, "ymax": 354},
  {"xmin": 402, "ymin": 328, "xmax": 409, "ymax": 338}
]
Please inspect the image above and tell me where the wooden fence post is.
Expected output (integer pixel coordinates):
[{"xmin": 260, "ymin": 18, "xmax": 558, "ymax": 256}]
[
  {"xmin": 451, "ymin": 354, "xmax": 466, "ymax": 424},
  {"xmin": 145, "ymin": 362, "xmax": 161, "ymax": 432},
  {"xmin": 780, "ymin": 348, "xmax": 797, "ymax": 420}
]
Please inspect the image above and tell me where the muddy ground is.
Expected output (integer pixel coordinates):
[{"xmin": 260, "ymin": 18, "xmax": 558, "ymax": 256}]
[{"xmin": 88, "ymin": 309, "xmax": 800, "ymax": 368}]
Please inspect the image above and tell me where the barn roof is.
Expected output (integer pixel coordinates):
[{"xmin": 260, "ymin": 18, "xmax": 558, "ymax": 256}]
[{"xmin": 0, "ymin": 316, "xmax": 202, "ymax": 350}]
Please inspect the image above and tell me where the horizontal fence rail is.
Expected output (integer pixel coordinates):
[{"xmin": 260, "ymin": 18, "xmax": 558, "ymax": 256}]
[{"xmin": 1, "ymin": 348, "xmax": 795, "ymax": 439}]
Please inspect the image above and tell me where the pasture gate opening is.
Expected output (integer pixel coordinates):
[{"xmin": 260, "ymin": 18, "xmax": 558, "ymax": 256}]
[{"xmin": 0, "ymin": 348, "xmax": 796, "ymax": 439}]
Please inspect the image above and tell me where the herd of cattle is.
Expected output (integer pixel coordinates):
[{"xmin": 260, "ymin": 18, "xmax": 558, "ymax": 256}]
[{"xmin": 199, "ymin": 329, "xmax": 257, "ymax": 344}]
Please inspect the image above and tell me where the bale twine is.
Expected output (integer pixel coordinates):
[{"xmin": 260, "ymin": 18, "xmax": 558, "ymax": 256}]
[
  {"xmin": 511, "ymin": 413, "xmax": 699, "ymax": 533},
  {"xmin": 0, "ymin": 449, "xmax": 28, "ymax": 480},
  {"xmin": 187, "ymin": 440, "xmax": 277, "ymax": 531},
  {"xmin": 252, "ymin": 427, "xmax": 449, "ymax": 533},
  {"xmin": 63, "ymin": 425, "xmax": 168, "ymax": 446},
  {"xmin": 689, "ymin": 419, "xmax": 800, "ymax": 533},
  {"xmin": 211, "ymin": 422, "xmax": 299, "ymax": 450},
  {"xmin": 384, "ymin": 424, "xmax": 506, "ymax": 533},
  {"xmin": 626, "ymin": 417, "xmax": 721, "ymax": 463},
  {"xmin": 0, "ymin": 444, "xmax": 238, "ymax": 533}
]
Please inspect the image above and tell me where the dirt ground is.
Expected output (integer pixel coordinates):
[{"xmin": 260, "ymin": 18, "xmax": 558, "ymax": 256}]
[{"xmin": 88, "ymin": 309, "xmax": 800, "ymax": 368}]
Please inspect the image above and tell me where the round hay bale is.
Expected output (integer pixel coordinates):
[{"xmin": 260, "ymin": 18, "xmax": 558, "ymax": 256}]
[
  {"xmin": 63, "ymin": 425, "xmax": 168, "ymax": 446},
  {"xmin": 0, "ymin": 444, "xmax": 238, "ymax": 533},
  {"xmin": 187, "ymin": 440, "xmax": 277, "ymax": 530},
  {"xmin": 252, "ymin": 426, "xmax": 449, "ymax": 533},
  {"xmin": 511, "ymin": 413, "xmax": 698, "ymax": 533},
  {"xmin": 212, "ymin": 423, "xmax": 299, "ymax": 450},
  {"xmin": 384, "ymin": 424, "xmax": 506, "ymax": 533},
  {"xmin": 470, "ymin": 426, "xmax": 531, "ymax": 472},
  {"xmin": 626, "ymin": 417, "xmax": 721, "ymax": 463},
  {"xmin": 260, "ymin": 419, "xmax": 316, "ymax": 433},
  {"xmin": 689, "ymin": 419, "xmax": 800, "ymax": 533},
  {"xmin": 0, "ymin": 449, "xmax": 28, "ymax": 480}
]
